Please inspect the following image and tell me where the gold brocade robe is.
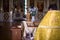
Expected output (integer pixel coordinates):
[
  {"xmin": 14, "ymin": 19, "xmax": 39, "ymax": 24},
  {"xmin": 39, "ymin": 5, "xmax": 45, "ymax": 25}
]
[{"xmin": 34, "ymin": 10, "xmax": 60, "ymax": 40}]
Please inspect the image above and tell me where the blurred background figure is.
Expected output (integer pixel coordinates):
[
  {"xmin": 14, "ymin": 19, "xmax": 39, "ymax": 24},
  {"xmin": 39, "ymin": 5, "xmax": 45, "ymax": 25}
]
[
  {"xmin": 48, "ymin": 3, "xmax": 57, "ymax": 10},
  {"xmin": 29, "ymin": 4, "xmax": 38, "ymax": 22}
]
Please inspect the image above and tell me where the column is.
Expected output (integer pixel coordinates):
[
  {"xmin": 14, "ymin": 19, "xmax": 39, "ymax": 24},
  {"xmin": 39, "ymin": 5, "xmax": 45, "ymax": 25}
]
[
  {"xmin": 43, "ymin": 0, "xmax": 45, "ymax": 17},
  {"xmin": 0, "ymin": 0, "xmax": 3, "ymax": 12},
  {"xmin": 9, "ymin": 0, "xmax": 13, "ymax": 11},
  {"xmin": 57, "ymin": 0, "xmax": 59, "ymax": 10},
  {"xmin": 27, "ymin": 0, "xmax": 30, "ymax": 8},
  {"xmin": 3, "ymin": 0, "xmax": 9, "ymax": 22},
  {"xmin": 47, "ymin": 0, "xmax": 49, "ymax": 10},
  {"xmin": 0, "ymin": 0, "xmax": 3, "ymax": 22},
  {"xmin": 9, "ymin": 0, "xmax": 13, "ymax": 26},
  {"xmin": 25, "ymin": 0, "xmax": 27, "ymax": 15},
  {"xmin": 34, "ymin": 0, "xmax": 37, "ymax": 7}
]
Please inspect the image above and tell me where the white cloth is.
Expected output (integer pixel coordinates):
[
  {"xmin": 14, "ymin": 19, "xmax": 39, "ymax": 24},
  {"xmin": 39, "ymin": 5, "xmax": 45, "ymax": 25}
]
[
  {"xmin": 31, "ymin": 16, "xmax": 35, "ymax": 22},
  {"xmin": 22, "ymin": 21, "xmax": 37, "ymax": 37}
]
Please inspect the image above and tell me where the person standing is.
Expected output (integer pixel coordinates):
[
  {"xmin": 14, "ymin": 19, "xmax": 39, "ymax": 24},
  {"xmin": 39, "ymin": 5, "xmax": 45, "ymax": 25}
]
[{"xmin": 29, "ymin": 5, "xmax": 38, "ymax": 22}]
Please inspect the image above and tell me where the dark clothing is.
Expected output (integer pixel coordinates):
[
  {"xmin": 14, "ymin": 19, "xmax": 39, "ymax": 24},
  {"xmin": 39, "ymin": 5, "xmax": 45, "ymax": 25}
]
[{"xmin": 48, "ymin": 4, "xmax": 57, "ymax": 10}]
